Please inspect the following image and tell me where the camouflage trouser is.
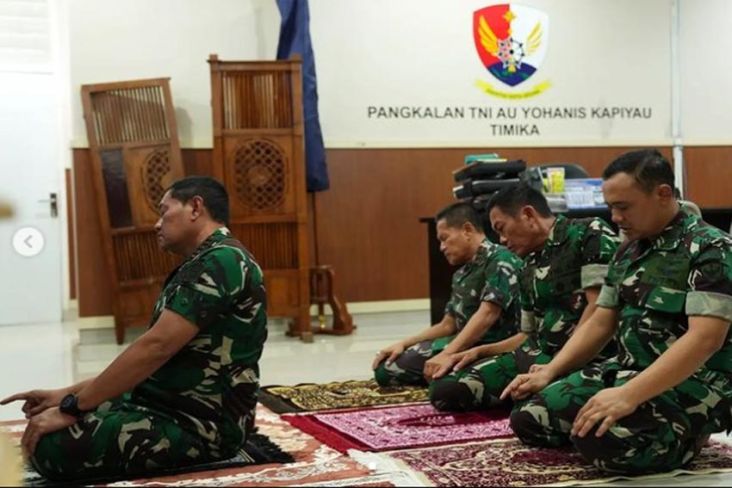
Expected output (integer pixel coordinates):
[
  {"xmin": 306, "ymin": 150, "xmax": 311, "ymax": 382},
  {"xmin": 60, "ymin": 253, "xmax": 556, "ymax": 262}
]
[
  {"xmin": 32, "ymin": 396, "xmax": 242, "ymax": 481},
  {"xmin": 374, "ymin": 336, "xmax": 454, "ymax": 387},
  {"xmin": 429, "ymin": 343, "xmax": 552, "ymax": 411},
  {"xmin": 510, "ymin": 364, "xmax": 732, "ymax": 474}
]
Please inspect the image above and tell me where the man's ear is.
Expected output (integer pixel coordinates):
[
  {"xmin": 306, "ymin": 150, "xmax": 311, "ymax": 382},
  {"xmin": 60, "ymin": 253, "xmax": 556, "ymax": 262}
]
[
  {"xmin": 520, "ymin": 205, "xmax": 537, "ymax": 221},
  {"xmin": 657, "ymin": 184, "xmax": 675, "ymax": 200},
  {"xmin": 462, "ymin": 221, "xmax": 477, "ymax": 235},
  {"xmin": 189, "ymin": 195, "xmax": 206, "ymax": 220}
]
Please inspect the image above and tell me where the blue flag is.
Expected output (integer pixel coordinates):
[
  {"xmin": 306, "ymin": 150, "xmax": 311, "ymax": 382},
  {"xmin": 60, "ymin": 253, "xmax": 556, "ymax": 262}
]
[{"xmin": 276, "ymin": 0, "xmax": 330, "ymax": 192}]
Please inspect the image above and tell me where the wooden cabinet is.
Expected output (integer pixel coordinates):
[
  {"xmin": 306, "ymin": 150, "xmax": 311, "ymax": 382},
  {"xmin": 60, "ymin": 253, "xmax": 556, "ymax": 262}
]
[
  {"xmin": 208, "ymin": 55, "xmax": 312, "ymax": 341},
  {"xmin": 81, "ymin": 78, "xmax": 184, "ymax": 344}
]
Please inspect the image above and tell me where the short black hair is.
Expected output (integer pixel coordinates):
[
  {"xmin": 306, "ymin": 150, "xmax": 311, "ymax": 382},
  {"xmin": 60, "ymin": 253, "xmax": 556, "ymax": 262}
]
[
  {"xmin": 435, "ymin": 202, "xmax": 483, "ymax": 231},
  {"xmin": 486, "ymin": 183, "xmax": 552, "ymax": 218},
  {"xmin": 167, "ymin": 176, "xmax": 230, "ymax": 225},
  {"xmin": 602, "ymin": 149, "xmax": 674, "ymax": 193}
]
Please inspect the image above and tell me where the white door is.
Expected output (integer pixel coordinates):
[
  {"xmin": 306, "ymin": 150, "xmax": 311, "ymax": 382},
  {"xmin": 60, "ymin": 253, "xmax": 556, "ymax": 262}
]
[
  {"xmin": 0, "ymin": 72, "xmax": 64, "ymax": 325},
  {"xmin": 0, "ymin": 0, "xmax": 65, "ymax": 325}
]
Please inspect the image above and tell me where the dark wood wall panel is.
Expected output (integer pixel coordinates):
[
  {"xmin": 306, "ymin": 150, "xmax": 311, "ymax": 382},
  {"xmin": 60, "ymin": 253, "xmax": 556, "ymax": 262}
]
[
  {"xmin": 684, "ymin": 147, "xmax": 732, "ymax": 207},
  {"xmin": 76, "ymin": 145, "xmax": 718, "ymax": 314},
  {"xmin": 73, "ymin": 148, "xmax": 113, "ymax": 316},
  {"xmin": 66, "ymin": 169, "xmax": 76, "ymax": 300}
]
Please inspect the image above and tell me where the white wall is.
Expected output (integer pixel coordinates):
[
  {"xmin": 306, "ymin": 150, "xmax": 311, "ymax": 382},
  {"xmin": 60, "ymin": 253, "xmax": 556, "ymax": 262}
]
[
  {"xmin": 67, "ymin": 0, "xmax": 729, "ymax": 148},
  {"xmin": 311, "ymin": 0, "xmax": 672, "ymax": 147},
  {"xmin": 680, "ymin": 0, "xmax": 732, "ymax": 144},
  {"xmin": 69, "ymin": 0, "xmax": 280, "ymax": 147}
]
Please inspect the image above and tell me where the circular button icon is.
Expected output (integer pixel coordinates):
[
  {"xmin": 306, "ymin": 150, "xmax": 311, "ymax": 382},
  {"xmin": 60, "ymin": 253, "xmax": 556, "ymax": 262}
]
[{"xmin": 12, "ymin": 227, "xmax": 45, "ymax": 257}]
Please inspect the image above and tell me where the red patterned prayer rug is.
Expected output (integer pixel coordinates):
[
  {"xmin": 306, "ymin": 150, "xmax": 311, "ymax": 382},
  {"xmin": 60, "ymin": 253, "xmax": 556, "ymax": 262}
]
[
  {"xmin": 0, "ymin": 406, "xmax": 372, "ymax": 487},
  {"xmin": 385, "ymin": 437, "xmax": 732, "ymax": 486},
  {"xmin": 283, "ymin": 403, "xmax": 512, "ymax": 453}
]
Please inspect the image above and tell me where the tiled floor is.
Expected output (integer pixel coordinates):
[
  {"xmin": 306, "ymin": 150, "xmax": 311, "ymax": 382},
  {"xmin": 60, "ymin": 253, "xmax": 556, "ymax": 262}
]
[{"xmin": 1, "ymin": 310, "xmax": 731, "ymax": 486}]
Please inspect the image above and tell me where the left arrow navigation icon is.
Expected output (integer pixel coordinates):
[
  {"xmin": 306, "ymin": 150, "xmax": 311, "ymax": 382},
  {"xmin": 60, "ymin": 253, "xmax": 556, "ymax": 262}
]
[{"xmin": 12, "ymin": 227, "xmax": 44, "ymax": 257}]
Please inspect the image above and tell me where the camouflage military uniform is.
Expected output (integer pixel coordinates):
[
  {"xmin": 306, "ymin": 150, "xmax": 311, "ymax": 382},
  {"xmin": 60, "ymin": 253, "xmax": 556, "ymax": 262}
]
[
  {"xmin": 511, "ymin": 212, "xmax": 732, "ymax": 474},
  {"xmin": 32, "ymin": 228, "xmax": 268, "ymax": 481},
  {"xmin": 374, "ymin": 239, "xmax": 522, "ymax": 386},
  {"xmin": 430, "ymin": 216, "xmax": 619, "ymax": 411}
]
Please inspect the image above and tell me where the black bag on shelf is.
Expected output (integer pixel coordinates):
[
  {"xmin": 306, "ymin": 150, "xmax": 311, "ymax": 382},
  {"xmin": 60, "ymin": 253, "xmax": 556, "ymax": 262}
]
[{"xmin": 452, "ymin": 160, "xmax": 526, "ymax": 183}]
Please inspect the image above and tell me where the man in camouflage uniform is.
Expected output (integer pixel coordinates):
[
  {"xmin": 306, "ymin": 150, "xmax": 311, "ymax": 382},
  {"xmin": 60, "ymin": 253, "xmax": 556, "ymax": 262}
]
[
  {"xmin": 505, "ymin": 149, "xmax": 732, "ymax": 474},
  {"xmin": 1, "ymin": 176, "xmax": 267, "ymax": 481},
  {"xmin": 372, "ymin": 202, "xmax": 523, "ymax": 386},
  {"xmin": 429, "ymin": 184, "xmax": 619, "ymax": 411}
]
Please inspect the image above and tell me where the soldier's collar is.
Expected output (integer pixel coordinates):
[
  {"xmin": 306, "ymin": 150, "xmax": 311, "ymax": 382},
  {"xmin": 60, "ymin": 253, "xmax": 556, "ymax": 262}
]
[
  {"xmin": 188, "ymin": 227, "xmax": 230, "ymax": 261},
  {"xmin": 468, "ymin": 238, "xmax": 491, "ymax": 264},
  {"xmin": 545, "ymin": 214, "xmax": 569, "ymax": 247},
  {"xmin": 650, "ymin": 212, "xmax": 687, "ymax": 251}
]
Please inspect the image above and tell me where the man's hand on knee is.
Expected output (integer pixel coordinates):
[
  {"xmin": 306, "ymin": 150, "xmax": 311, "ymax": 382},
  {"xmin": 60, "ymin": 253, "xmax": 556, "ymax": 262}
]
[
  {"xmin": 424, "ymin": 352, "xmax": 458, "ymax": 381},
  {"xmin": 571, "ymin": 386, "xmax": 639, "ymax": 438},
  {"xmin": 21, "ymin": 407, "xmax": 77, "ymax": 459},
  {"xmin": 501, "ymin": 368, "xmax": 553, "ymax": 401},
  {"xmin": 372, "ymin": 343, "xmax": 405, "ymax": 370}
]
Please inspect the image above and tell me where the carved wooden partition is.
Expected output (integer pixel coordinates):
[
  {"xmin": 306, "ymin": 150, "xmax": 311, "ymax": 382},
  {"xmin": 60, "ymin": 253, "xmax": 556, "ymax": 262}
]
[
  {"xmin": 81, "ymin": 78, "xmax": 184, "ymax": 344},
  {"xmin": 208, "ymin": 55, "xmax": 312, "ymax": 341}
]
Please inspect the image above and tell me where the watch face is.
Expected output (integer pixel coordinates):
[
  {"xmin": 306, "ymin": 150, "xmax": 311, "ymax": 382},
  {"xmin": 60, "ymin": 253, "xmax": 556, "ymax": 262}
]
[{"xmin": 60, "ymin": 394, "xmax": 77, "ymax": 413}]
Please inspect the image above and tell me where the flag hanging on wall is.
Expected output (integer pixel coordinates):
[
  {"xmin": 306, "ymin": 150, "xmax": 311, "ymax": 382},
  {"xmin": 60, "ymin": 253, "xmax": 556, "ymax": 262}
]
[{"xmin": 276, "ymin": 0, "xmax": 330, "ymax": 192}]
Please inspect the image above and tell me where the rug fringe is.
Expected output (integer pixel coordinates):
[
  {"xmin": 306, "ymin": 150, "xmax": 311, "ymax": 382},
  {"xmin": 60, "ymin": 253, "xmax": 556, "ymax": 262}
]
[
  {"xmin": 245, "ymin": 432, "xmax": 295, "ymax": 464},
  {"xmin": 347, "ymin": 450, "xmax": 430, "ymax": 486}
]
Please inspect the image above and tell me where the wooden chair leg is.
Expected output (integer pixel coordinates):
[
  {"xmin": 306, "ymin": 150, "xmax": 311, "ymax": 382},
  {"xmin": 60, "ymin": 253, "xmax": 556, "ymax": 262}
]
[
  {"xmin": 114, "ymin": 320, "xmax": 125, "ymax": 345},
  {"xmin": 309, "ymin": 265, "xmax": 354, "ymax": 335}
]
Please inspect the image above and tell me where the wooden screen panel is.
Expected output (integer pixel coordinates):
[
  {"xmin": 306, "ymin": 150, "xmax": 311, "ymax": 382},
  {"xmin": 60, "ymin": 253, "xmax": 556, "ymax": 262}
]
[
  {"xmin": 222, "ymin": 70, "xmax": 294, "ymax": 130},
  {"xmin": 99, "ymin": 148, "xmax": 134, "ymax": 228},
  {"xmin": 81, "ymin": 78, "xmax": 184, "ymax": 344},
  {"xmin": 225, "ymin": 136, "xmax": 295, "ymax": 218},
  {"xmin": 229, "ymin": 223, "xmax": 298, "ymax": 270},
  {"xmin": 210, "ymin": 55, "xmax": 311, "ymax": 340},
  {"xmin": 112, "ymin": 231, "xmax": 179, "ymax": 283},
  {"xmin": 89, "ymin": 86, "xmax": 170, "ymax": 145},
  {"xmin": 126, "ymin": 145, "xmax": 176, "ymax": 227},
  {"xmin": 141, "ymin": 148, "xmax": 172, "ymax": 213}
]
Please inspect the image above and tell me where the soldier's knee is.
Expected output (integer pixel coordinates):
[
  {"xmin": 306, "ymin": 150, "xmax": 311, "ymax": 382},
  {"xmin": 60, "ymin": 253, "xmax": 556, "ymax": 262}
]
[
  {"xmin": 570, "ymin": 432, "xmax": 623, "ymax": 472},
  {"xmin": 373, "ymin": 364, "xmax": 393, "ymax": 387},
  {"xmin": 571, "ymin": 430, "xmax": 676, "ymax": 475},
  {"xmin": 31, "ymin": 434, "xmax": 71, "ymax": 481},
  {"xmin": 571, "ymin": 429, "xmax": 650, "ymax": 474},
  {"xmin": 429, "ymin": 379, "xmax": 477, "ymax": 412},
  {"xmin": 510, "ymin": 403, "xmax": 546, "ymax": 445}
]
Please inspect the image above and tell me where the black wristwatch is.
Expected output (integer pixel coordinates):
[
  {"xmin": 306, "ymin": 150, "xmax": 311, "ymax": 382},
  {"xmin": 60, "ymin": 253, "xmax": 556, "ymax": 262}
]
[{"xmin": 59, "ymin": 394, "xmax": 88, "ymax": 418}]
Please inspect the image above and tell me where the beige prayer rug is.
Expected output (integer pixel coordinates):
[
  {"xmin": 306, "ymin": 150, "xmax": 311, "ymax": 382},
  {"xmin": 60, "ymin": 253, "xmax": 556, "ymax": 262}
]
[
  {"xmin": 1, "ymin": 405, "xmax": 371, "ymax": 487},
  {"xmin": 258, "ymin": 379, "xmax": 429, "ymax": 413}
]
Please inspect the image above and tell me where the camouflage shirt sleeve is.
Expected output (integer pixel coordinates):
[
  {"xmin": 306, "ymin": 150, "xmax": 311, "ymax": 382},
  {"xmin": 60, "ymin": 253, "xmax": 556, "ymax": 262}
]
[
  {"xmin": 165, "ymin": 248, "xmax": 244, "ymax": 329},
  {"xmin": 444, "ymin": 273, "xmax": 458, "ymax": 318},
  {"xmin": 520, "ymin": 310, "xmax": 537, "ymax": 334},
  {"xmin": 596, "ymin": 245, "xmax": 626, "ymax": 310},
  {"xmin": 596, "ymin": 283, "xmax": 620, "ymax": 309},
  {"xmin": 686, "ymin": 237, "xmax": 732, "ymax": 322},
  {"xmin": 580, "ymin": 218, "xmax": 620, "ymax": 289},
  {"xmin": 444, "ymin": 288, "xmax": 456, "ymax": 318},
  {"xmin": 480, "ymin": 252, "xmax": 522, "ymax": 311}
]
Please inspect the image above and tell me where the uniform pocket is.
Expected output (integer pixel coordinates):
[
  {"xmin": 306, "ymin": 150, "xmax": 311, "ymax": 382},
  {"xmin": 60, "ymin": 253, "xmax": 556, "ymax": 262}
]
[{"xmin": 642, "ymin": 286, "xmax": 687, "ymax": 314}]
